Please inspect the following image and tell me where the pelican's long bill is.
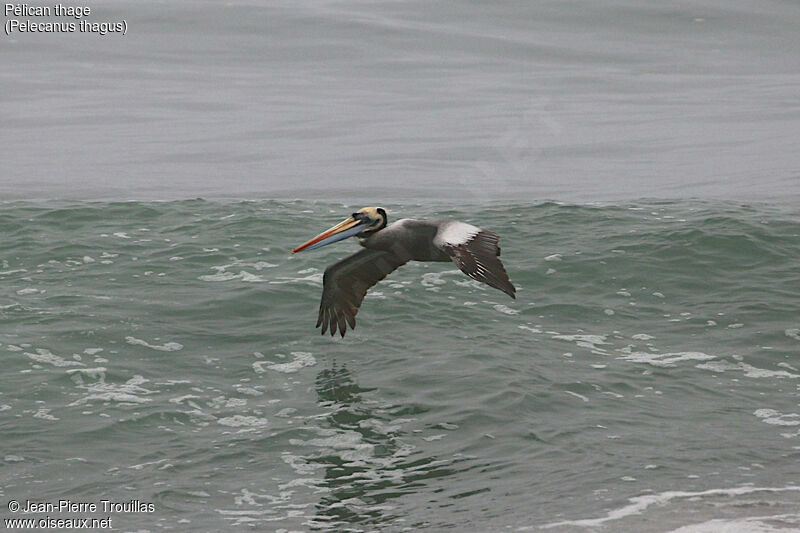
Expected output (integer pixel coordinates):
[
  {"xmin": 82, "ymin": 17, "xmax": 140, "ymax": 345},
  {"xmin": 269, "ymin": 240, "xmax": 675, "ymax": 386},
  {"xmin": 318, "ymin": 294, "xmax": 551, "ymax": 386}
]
[{"xmin": 291, "ymin": 216, "xmax": 368, "ymax": 254}]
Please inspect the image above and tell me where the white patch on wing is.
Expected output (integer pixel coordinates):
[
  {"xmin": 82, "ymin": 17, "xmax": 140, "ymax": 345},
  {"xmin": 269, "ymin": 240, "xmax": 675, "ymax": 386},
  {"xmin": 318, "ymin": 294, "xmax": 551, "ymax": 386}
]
[{"xmin": 434, "ymin": 221, "xmax": 480, "ymax": 247}]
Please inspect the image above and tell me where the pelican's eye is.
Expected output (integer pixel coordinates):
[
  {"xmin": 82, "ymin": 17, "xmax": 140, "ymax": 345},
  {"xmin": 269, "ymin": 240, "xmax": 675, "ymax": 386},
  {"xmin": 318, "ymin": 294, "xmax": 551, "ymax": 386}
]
[{"xmin": 352, "ymin": 213, "xmax": 361, "ymax": 220}]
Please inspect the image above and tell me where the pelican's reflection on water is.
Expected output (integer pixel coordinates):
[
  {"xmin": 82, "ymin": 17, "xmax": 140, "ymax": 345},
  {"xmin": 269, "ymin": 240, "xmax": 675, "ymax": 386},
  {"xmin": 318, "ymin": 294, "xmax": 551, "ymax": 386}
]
[{"xmin": 298, "ymin": 363, "xmax": 472, "ymax": 530}]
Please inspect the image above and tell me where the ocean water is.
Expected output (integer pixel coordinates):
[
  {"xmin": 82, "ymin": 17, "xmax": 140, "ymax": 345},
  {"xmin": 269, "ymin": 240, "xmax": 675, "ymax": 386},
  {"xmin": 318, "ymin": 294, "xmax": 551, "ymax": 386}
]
[
  {"xmin": 3, "ymin": 0, "xmax": 800, "ymax": 203},
  {"xmin": 2, "ymin": 199, "xmax": 799, "ymax": 531}
]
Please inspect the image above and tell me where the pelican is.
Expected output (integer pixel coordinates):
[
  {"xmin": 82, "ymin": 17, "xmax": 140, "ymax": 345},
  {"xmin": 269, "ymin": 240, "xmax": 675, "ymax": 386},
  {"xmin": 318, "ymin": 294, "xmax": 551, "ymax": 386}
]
[{"xmin": 291, "ymin": 207, "xmax": 516, "ymax": 337}]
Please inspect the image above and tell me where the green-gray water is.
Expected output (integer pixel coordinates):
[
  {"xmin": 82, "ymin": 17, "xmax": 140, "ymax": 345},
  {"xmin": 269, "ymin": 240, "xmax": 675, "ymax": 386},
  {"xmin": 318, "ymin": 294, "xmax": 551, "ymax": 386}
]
[{"xmin": 2, "ymin": 199, "xmax": 799, "ymax": 531}]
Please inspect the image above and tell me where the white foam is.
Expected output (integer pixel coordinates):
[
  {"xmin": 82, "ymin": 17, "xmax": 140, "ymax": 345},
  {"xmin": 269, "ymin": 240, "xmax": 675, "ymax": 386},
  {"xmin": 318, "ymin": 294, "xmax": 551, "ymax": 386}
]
[
  {"xmin": 268, "ymin": 273, "xmax": 323, "ymax": 285},
  {"xmin": 540, "ymin": 486, "xmax": 800, "ymax": 529},
  {"xmin": 77, "ymin": 391, "xmax": 150, "ymax": 405},
  {"xmin": 282, "ymin": 452, "xmax": 326, "ymax": 476},
  {"xmin": 199, "ymin": 260, "xmax": 276, "ymax": 283},
  {"xmin": 631, "ymin": 333, "xmax": 654, "ymax": 341},
  {"xmin": 697, "ymin": 361, "xmax": 800, "ymax": 379},
  {"xmin": 544, "ymin": 254, "xmax": 562, "ymax": 262},
  {"xmin": 421, "ymin": 272, "xmax": 447, "ymax": 287},
  {"xmin": 493, "ymin": 304, "xmax": 518, "ymax": 315},
  {"xmin": 565, "ymin": 391, "xmax": 589, "ymax": 402},
  {"xmin": 618, "ymin": 351, "xmax": 715, "ymax": 367},
  {"xmin": 552, "ymin": 334, "xmax": 609, "ymax": 354},
  {"xmin": 359, "ymin": 418, "xmax": 403, "ymax": 435},
  {"xmin": 69, "ymin": 375, "xmax": 154, "ymax": 406},
  {"xmin": 198, "ymin": 271, "xmax": 238, "ymax": 281},
  {"xmin": 198, "ymin": 270, "xmax": 264, "ymax": 282},
  {"xmin": 0, "ymin": 269, "xmax": 27, "ymax": 276},
  {"xmin": 16, "ymin": 288, "xmax": 39, "ymax": 295},
  {"xmin": 668, "ymin": 516, "xmax": 800, "ymax": 533},
  {"xmin": 233, "ymin": 385, "xmax": 263, "ymax": 396},
  {"xmin": 169, "ymin": 395, "xmax": 204, "ymax": 409},
  {"xmin": 290, "ymin": 429, "xmax": 375, "ymax": 463},
  {"xmin": 217, "ymin": 415, "xmax": 269, "ymax": 428},
  {"xmin": 66, "ymin": 367, "xmax": 107, "ymax": 379},
  {"xmin": 256, "ymin": 352, "xmax": 316, "ymax": 374},
  {"xmin": 786, "ymin": 328, "xmax": 800, "ymax": 341},
  {"xmin": 129, "ymin": 458, "xmax": 170, "ymax": 470},
  {"xmin": 125, "ymin": 336, "xmax": 183, "ymax": 352},
  {"xmin": 25, "ymin": 349, "xmax": 84, "ymax": 368},
  {"xmin": 237, "ymin": 271, "xmax": 263, "ymax": 282},
  {"xmin": 33, "ymin": 408, "xmax": 59, "ymax": 421},
  {"xmin": 753, "ymin": 409, "xmax": 800, "ymax": 426},
  {"xmin": 365, "ymin": 290, "xmax": 386, "ymax": 300}
]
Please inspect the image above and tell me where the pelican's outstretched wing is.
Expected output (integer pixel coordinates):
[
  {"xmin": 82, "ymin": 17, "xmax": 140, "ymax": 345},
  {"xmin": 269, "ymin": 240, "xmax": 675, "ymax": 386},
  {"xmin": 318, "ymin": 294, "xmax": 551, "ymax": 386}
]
[
  {"xmin": 436, "ymin": 222, "xmax": 516, "ymax": 299},
  {"xmin": 317, "ymin": 248, "xmax": 408, "ymax": 337}
]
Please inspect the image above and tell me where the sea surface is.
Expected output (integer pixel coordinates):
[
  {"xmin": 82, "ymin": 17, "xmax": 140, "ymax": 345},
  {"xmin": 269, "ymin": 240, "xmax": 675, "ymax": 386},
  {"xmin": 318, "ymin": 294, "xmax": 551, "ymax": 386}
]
[
  {"xmin": 1, "ymin": 199, "xmax": 799, "ymax": 531},
  {"xmin": 2, "ymin": 0, "xmax": 800, "ymax": 204}
]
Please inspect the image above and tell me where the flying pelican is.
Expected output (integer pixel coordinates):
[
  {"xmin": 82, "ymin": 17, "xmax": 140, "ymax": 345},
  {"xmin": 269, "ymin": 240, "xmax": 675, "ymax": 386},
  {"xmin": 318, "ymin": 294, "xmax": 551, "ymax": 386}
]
[{"xmin": 291, "ymin": 207, "xmax": 516, "ymax": 337}]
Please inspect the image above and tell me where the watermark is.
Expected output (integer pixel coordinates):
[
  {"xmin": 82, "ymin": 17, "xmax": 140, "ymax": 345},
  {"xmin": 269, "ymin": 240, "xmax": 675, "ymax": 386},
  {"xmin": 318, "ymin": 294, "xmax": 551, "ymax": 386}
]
[
  {"xmin": 4, "ymin": 4, "xmax": 128, "ymax": 36},
  {"xmin": 4, "ymin": 499, "xmax": 154, "ymax": 529}
]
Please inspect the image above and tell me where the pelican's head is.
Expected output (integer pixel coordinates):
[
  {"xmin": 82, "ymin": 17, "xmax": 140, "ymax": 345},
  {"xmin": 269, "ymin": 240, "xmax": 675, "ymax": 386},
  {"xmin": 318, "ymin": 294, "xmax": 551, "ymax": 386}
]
[{"xmin": 291, "ymin": 207, "xmax": 387, "ymax": 254}]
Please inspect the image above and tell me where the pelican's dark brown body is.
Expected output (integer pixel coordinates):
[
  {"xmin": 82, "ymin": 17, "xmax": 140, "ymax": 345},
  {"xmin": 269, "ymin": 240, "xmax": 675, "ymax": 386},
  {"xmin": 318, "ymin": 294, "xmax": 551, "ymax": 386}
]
[{"xmin": 358, "ymin": 219, "xmax": 451, "ymax": 262}]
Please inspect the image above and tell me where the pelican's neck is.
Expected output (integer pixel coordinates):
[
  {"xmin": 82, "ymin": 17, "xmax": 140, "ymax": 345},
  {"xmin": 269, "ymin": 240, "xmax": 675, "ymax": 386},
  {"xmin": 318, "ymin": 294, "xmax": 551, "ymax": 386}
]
[{"xmin": 357, "ymin": 225, "xmax": 385, "ymax": 247}]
